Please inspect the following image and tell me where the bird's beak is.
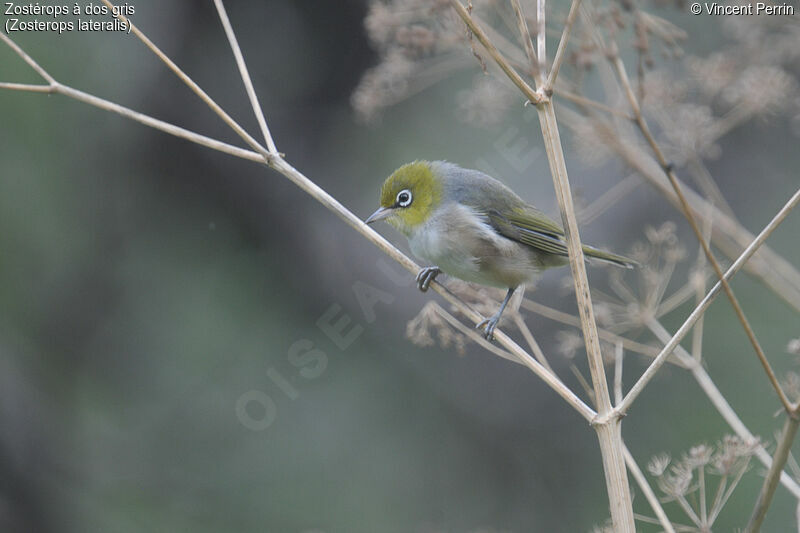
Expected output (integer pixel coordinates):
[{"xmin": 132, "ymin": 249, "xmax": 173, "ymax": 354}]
[{"xmin": 365, "ymin": 206, "xmax": 393, "ymax": 224}]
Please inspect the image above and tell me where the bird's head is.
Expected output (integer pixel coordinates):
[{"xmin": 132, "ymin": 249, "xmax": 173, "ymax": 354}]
[{"xmin": 365, "ymin": 161, "xmax": 442, "ymax": 235}]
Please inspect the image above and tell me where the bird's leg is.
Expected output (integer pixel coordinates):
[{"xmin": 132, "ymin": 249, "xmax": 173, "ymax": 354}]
[
  {"xmin": 476, "ymin": 287, "xmax": 515, "ymax": 340},
  {"xmin": 415, "ymin": 266, "xmax": 441, "ymax": 292}
]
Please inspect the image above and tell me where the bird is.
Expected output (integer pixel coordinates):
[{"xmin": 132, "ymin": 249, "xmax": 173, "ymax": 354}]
[{"xmin": 365, "ymin": 161, "xmax": 635, "ymax": 340}]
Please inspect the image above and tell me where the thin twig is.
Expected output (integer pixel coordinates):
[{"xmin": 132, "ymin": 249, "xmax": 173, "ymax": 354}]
[
  {"xmin": 509, "ymin": 0, "xmax": 539, "ymax": 80},
  {"xmin": 691, "ymin": 205, "xmax": 713, "ymax": 362},
  {"xmin": 746, "ymin": 415, "xmax": 800, "ymax": 532},
  {"xmin": 513, "ymin": 314, "xmax": 555, "ymax": 373},
  {"xmin": 578, "ymin": 173, "xmax": 641, "ymax": 225},
  {"xmin": 0, "ymin": 82, "xmax": 54, "ymax": 93},
  {"xmin": 623, "ymin": 444, "xmax": 677, "ymax": 533},
  {"xmin": 536, "ymin": 0, "xmax": 546, "ymax": 83},
  {"xmin": 0, "ymin": 31, "xmax": 55, "ymax": 84},
  {"xmin": 544, "ymin": 0, "xmax": 582, "ymax": 92},
  {"xmin": 212, "ymin": 0, "xmax": 279, "ymax": 154},
  {"xmin": 433, "ymin": 303, "xmax": 522, "ymax": 365},
  {"xmin": 614, "ymin": 341, "xmax": 624, "ymax": 406}
]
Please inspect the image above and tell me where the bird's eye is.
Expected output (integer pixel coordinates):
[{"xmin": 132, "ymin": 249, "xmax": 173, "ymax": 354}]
[{"xmin": 396, "ymin": 189, "xmax": 412, "ymax": 207}]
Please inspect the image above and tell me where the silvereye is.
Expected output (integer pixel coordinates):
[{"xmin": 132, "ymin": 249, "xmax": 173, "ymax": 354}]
[{"xmin": 366, "ymin": 161, "xmax": 634, "ymax": 340}]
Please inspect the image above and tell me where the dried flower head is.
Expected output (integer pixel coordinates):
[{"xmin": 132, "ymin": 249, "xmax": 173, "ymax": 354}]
[
  {"xmin": 709, "ymin": 435, "xmax": 759, "ymax": 476},
  {"xmin": 556, "ymin": 330, "xmax": 583, "ymax": 360},
  {"xmin": 787, "ymin": 337, "xmax": 800, "ymax": 356},
  {"xmin": 406, "ymin": 301, "xmax": 467, "ymax": 354},
  {"xmin": 686, "ymin": 443, "xmax": 713, "ymax": 468},
  {"xmin": 647, "ymin": 453, "xmax": 671, "ymax": 476},
  {"xmin": 658, "ymin": 461, "xmax": 693, "ymax": 498},
  {"xmin": 722, "ymin": 66, "xmax": 797, "ymax": 117}
]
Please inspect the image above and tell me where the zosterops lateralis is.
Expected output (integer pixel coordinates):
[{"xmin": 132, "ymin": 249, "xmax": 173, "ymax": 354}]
[{"xmin": 366, "ymin": 161, "xmax": 634, "ymax": 339}]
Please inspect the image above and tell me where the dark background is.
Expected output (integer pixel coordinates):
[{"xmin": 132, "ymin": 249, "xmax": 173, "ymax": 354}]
[{"xmin": 1, "ymin": 1, "xmax": 799, "ymax": 531}]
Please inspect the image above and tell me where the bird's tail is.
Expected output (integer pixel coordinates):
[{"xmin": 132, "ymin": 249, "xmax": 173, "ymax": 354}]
[{"xmin": 582, "ymin": 244, "xmax": 637, "ymax": 269}]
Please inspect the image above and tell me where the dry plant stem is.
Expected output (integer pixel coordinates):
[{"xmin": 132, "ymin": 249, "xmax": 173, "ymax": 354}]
[
  {"xmin": 623, "ymin": 444, "xmax": 677, "ymax": 533},
  {"xmin": 212, "ymin": 0, "xmax": 278, "ymax": 153},
  {"xmin": 0, "ymin": 82, "xmax": 53, "ymax": 92},
  {"xmin": 543, "ymin": 0, "xmax": 582, "ymax": 92},
  {"xmin": 449, "ymin": 5, "xmax": 634, "ymax": 528},
  {"xmin": 579, "ymin": 173, "xmax": 640, "ymax": 225},
  {"xmin": 746, "ymin": 415, "xmax": 800, "ymax": 532},
  {"xmin": 692, "ymin": 209, "xmax": 713, "ymax": 362},
  {"xmin": 619, "ymin": 187, "xmax": 800, "ymax": 414},
  {"xmin": 557, "ymin": 89, "xmax": 634, "ymax": 119},
  {"xmin": 613, "ymin": 342, "xmax": 623, "ymax": 406},
  {"xmin": 611, "ymin": 54, "xmax": 793, "ymax": 413},
  {"xmin": 449, "ymin": 0, "xmax": 545, "ymax": 104},
  {"xmin": 539, "ymin": 103, "xmax": 635, "ymax": 533},
  {"xmin": 509, "ymin": 0, "xmax": 539, "ymax": 81},
  {"xmin": 535, "ymin": 0, "xmax": 546, "ymax": 83},
  {"xmin": 512, "ymin": 314, "xmax": 555, "ymax": 373}
]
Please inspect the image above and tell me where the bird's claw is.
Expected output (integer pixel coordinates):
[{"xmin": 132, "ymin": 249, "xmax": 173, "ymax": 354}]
[
  {"xmin": 415, "ymin": 266, "xmax": 441, "ymax": 292},
  {"xmin": 476, "ymin": 315, "xmax": 500, "ymax": 341}
]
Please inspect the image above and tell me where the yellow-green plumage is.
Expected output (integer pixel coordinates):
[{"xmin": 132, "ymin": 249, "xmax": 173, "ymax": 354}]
[
  {"xmin": 366, "ymin": 160, "xmax": 635, "ymax": 338},
  {"xmin": 378, "ymin": 161, "xmax": 442, "ymax": 230}
]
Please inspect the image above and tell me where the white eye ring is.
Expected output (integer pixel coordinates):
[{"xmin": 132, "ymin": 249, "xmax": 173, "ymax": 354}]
[{"xmin": 396, "ymin": 189, "xmax": 412, "ymax": 207}]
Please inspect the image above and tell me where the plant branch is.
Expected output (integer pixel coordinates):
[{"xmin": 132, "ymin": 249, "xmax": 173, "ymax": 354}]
[
  {"xmin": 623, "ymin": 444, "xmax": 676, "ymax": 533},
  {"xmin": 746, "ymin": 415, "xmax": 800, "ymax": 532},
  {"xmin": 213, "ymin": 0, "xmax": 279, "ymax": 154},
  {"xmin": 536, "ymin": 0, "xmax": 546, "ymax": 83},
  {"xmin": 509, "ymin": 0, "xmax": 539, "ymax": 80},
  {"xmin": 544, "ymin": 0, "xmax": 582, "ymax": 92}
]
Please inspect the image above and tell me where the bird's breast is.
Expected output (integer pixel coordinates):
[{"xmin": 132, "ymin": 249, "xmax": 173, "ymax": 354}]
[{"xmin": 408, "ymin": 203, "xmax": 542, "ymax": 288}]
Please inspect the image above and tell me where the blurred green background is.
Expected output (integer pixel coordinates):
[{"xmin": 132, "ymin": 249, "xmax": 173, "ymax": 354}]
[{"xmin": 1, "ymin": 1, "xmax": 799, "ymax": 532}]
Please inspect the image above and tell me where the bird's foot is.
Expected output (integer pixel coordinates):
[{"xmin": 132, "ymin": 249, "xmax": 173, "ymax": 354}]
[
  {"xmin": 476, "ymin": 314, "xmax": 501, "ymax": 341},
  {"xmin": 415, "ymin": 266, "xmax": 441, "ymax": 292}
]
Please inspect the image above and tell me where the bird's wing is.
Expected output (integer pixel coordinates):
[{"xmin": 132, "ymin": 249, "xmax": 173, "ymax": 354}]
[
  {"xmin": 486, "ymin": 206, "xmax": 570, "ymax": 257},
  {"xmin": 487, "ymin": 206, "xmax": 636, "ymax": 268}
]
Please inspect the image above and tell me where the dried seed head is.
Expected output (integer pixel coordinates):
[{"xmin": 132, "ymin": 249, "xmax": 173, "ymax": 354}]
[
  {"xmin": 647, "ymin": 453, "xmax": 671, "ymax": 476},
  {"xmin": 723, "ymin": 66, "xmax": 797, "ymax": 116},
  {"xmin": 710, "ymin": 435, "xmax": 759, "ymax": 475},
  {"xmin": 787, "ymin": 338, "xmax": 800, "ymax": 356},
  {"xmin": 687, "ymin": 444, "xmax": 713, "ymax": 467},
  {"xmin": 658, "ymin": 461, "xmax": 693, "ymax": 497},
  {"xmin": 557, "ymin": 330, "xmax": 584, "ymax": 360}
]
